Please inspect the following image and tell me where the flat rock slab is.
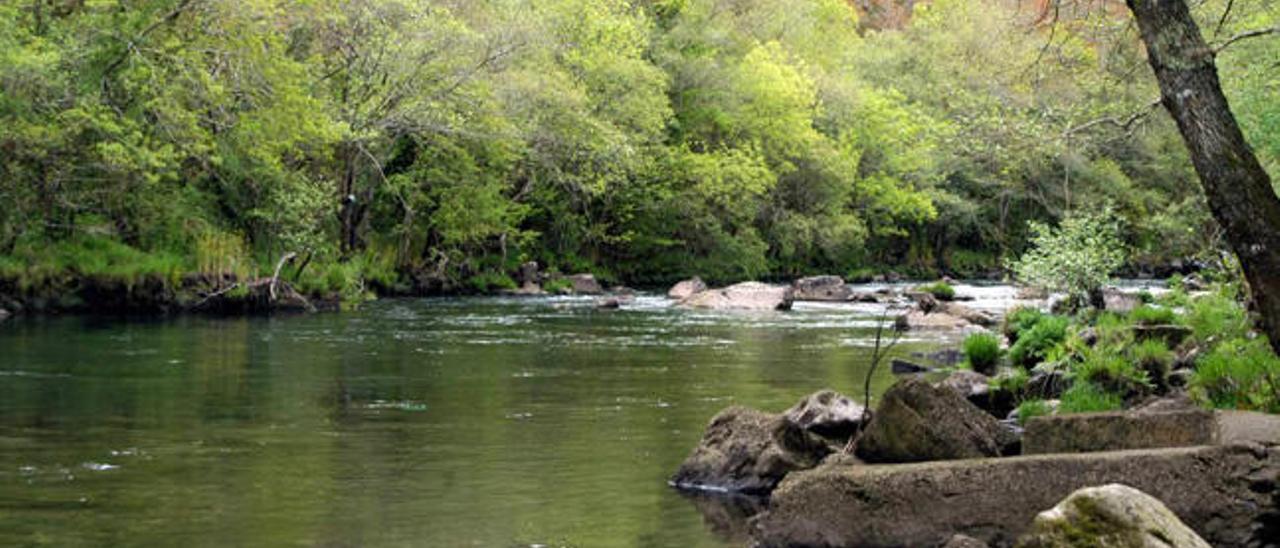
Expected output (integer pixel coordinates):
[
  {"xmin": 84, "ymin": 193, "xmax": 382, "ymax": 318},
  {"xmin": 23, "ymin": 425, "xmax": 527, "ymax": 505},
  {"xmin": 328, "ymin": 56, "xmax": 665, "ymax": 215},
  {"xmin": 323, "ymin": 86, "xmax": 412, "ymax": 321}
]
[
  {"xmin": 1218, "ymin": 410, "xmax": 1280, "ymax": 446},
  {"xmin": 752, "ymin": 445, "xmax": 1279, "ymax": 548},
  {"xmin": 1023, "ymin": 408, "xmax": 1217, "ymax": 455}
]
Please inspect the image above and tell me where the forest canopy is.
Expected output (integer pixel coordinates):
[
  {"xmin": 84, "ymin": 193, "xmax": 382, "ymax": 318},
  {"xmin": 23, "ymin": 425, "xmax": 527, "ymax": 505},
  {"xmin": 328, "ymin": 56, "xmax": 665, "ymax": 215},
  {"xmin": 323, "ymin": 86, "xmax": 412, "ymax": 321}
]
[{"xmin": 2, "ymin": 0, "xmax": 1277, "ymax": 293}]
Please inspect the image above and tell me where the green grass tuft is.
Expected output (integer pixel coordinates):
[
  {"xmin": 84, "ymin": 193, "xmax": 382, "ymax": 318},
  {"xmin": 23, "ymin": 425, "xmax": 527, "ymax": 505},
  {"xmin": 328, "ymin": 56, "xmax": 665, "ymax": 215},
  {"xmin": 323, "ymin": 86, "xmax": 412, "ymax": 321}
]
[
  {"xmin": 1129, "ymin": 305, "xmax": 1178, "ymax": 326},
  {"xmin": 916, "ymin": 281, "xmax": 956, "ymax": 301},
  {"xmin": 1058, "ymin": 381, "xmax": 1124, "ymax": 414},
  {"xmin": 1016, "ymin": 398, "xmax": 1053, "ymax": 425},
  {"xmin": 962, "ymin": 332, "xmax": 1002, "ymax": 375}
]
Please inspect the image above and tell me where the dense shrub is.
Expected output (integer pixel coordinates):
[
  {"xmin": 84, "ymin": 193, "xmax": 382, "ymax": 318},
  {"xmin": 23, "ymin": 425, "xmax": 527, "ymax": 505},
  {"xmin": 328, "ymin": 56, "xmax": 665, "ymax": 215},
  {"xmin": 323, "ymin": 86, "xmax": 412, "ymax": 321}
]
[
  {"xmin": 1009, "ymin": 315, "xmax": 1070, "ymax": 368},
  {"xmin": 1008, "ymin": 208, "xmax": 1126, "ymax": 305},
  {"xmin": 1185, "ymin": 292, "xmax": 1251, "ymax": 344},
  {"xmin": 1058, "ymin": 381, "xmax": 1124, "ymax": 414},
  {"xmin": 963, "ymin": 332, "xmax": 1002, "ymax": 375},
  {"xmin": 1003, "ymin": 306, "xmax": 1045, "ymax": 345},
  {"xmin": 1192, "ymin": 337, "xmax": 1280, "ymax": 412},
  {"xmin": 467, "ymin": 272, "xmax": 517, "ymax": 293},
  {"xmin": 1073, "ymin": 346, "xmax": 1151, "ymax": 396}
]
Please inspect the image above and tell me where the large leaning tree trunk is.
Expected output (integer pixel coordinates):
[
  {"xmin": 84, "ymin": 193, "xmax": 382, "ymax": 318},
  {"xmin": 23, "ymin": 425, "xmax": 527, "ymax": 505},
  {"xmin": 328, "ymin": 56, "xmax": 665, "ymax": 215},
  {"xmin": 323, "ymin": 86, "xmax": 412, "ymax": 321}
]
[{"xmin": 1126, "ymin": 0, "xmax": 1280, "ymax": 354}]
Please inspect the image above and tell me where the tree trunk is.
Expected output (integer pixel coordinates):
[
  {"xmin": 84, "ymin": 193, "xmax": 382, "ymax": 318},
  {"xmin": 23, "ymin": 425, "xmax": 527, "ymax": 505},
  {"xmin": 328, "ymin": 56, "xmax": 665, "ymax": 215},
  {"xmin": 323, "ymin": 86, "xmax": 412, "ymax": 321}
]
[{"xmin": 1126, "ymin": 0, "xmax": 1280, "ymax": 354}]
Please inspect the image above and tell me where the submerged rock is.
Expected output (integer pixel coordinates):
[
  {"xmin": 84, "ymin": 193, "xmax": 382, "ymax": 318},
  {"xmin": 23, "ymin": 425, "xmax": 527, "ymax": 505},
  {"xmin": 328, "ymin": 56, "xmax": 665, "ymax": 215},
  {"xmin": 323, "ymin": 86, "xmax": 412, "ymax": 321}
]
[
  {"xmin": 679, "ymin": 282, "xmax": 794, "ymax": 311},
  {"xmin": 0, "ymin": 308, "xmax": 9, "ymax": 322},
  {"xmin": 1016, "ymin": 484, "xmax": 1211, "ymax": 548},
  {"xmin": 668, "ymin": 277, "xmax": 708, "ymax": 300},
  {"xmin": 896, "ymin": 310, "xmax": 972, "ymax": 330},
  {"xmin": 670, "ymin": 406, "xmax": 830, "ymax": 495},
  {"xmin": 856, "ymin": 377, "xmax": 1012, "ymax": 463},
  {"xmin": 783, "ymin": 389, "xmax": 867, "ymax": 440},
  {"xmin": 595, "ymin": 296, "xmax": 632, "ymax": 309},
  {"xmin": 791, "ymin": 276, "xmax": 852, "ymax": 302},
  {"xmin": 891, "ymin": 358, "xmax": 933, "ymax": 375}
]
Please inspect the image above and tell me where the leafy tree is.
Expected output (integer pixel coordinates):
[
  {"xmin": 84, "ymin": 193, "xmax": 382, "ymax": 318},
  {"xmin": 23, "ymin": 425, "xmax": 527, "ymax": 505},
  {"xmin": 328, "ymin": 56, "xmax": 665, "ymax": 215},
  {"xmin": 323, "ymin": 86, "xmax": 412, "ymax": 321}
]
[{"xmin": 1009, "ymin": 208, "xmax": 1127, "ymax": 306}]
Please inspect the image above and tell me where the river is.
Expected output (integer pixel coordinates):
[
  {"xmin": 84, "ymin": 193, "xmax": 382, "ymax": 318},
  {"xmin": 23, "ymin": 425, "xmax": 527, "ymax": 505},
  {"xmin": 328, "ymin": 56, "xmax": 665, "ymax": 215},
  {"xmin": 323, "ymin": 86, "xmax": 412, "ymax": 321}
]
[{"xmin": 0, "ymin": 282, "xmax": 1147, "ymax": 546}]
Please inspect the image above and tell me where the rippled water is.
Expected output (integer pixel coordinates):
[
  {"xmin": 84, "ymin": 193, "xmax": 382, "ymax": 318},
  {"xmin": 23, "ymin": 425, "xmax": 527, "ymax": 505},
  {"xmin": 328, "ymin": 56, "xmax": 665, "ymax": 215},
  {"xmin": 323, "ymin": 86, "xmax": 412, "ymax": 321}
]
[{"xmin": 0, "ymin": 283, "xmax": 1142, "ymax": 546}]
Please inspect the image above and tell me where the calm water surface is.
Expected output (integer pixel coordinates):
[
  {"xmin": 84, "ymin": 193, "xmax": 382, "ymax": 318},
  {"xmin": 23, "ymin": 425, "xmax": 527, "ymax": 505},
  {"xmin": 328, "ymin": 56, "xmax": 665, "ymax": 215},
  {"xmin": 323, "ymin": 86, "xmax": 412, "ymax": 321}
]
[{"xmin": 1, "ymin": 287, "xmax": 1024, "ymax": 547}]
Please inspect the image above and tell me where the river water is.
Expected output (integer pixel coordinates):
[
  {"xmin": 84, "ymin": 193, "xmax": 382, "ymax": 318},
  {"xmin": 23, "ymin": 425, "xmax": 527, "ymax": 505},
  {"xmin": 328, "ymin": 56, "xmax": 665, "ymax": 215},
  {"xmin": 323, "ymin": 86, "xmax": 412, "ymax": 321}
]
[{"xmin": 0, "ymin": 283, "xmax": 1088, "ymax": 546}]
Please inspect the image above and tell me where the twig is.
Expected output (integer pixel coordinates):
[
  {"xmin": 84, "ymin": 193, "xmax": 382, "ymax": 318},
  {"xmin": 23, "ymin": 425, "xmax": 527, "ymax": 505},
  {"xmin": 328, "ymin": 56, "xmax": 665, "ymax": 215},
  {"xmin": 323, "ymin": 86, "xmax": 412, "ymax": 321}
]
[
  {"xmin": 844, "ymin": 306, "xmax": 905, "ymax": 454},
  {"xmin": 192, "ymin": 282, "xmax": 241, "ymax": 309},
  {"xmin": 1063, "ymin": 99, "xmax": 1162, "ymax": 138},
  {"xmin": 1214, "ymin": 26, "xmax": 1280, "ymax": 54}
]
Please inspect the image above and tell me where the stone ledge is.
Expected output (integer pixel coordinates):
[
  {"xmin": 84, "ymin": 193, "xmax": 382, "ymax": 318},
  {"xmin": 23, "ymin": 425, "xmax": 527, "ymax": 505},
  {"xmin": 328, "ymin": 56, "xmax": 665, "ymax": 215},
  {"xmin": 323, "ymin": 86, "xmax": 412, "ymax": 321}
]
[
  {"xmin": 1022, "ymin": 408, "xmax": 1217, "ymax": 455},
  {"xmin": 751, "ymin": 444, "xmax": 1279, "ymax": 547}
]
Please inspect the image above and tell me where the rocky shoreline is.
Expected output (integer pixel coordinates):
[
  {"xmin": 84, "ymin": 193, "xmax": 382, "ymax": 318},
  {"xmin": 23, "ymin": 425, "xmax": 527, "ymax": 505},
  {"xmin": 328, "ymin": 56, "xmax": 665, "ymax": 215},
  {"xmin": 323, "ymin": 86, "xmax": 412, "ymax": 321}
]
[{"xmin": 670, "ymin": 379, "xmax": 1280, "ymax": 547}]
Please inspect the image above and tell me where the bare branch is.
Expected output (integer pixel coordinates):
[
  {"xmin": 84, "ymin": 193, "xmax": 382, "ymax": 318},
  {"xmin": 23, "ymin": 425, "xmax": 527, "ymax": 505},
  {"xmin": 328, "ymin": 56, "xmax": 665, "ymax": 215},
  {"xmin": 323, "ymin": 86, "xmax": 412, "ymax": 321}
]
[
  {"xmin": 1214, "ymin": 26, "xmax": 1280, "ymax": 54},
  {"xmin": 1063, "ymin": 98, "xmax": 1162, "ymax": 138}
]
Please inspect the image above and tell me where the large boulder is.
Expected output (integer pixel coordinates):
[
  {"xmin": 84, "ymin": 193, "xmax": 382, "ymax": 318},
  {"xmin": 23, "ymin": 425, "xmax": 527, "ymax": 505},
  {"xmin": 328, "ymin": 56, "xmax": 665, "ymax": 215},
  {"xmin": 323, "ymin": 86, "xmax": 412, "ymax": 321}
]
[
  {"xmin": 679, "ymin": 282, "xmax": 794, "ymax": 311},
  {"xmin": 1022, "ymin": 406, "xmax": 1217, "ymax": 455},
  {"xmin": 856, "ymin": 377, "xmax": 1013, "ymax": 463},
  {"xmin": 1016, "ymin": 484, "xmax": 1211, "ymax": 548},
  {"xmin": 751, "ymin": 444, "xmax": 1279, "ymax": 548},
  {"xmin": 668, "ymin": 277, "xmax": 708, "ymax": 300},
  {"xmin": 783, "ymin": 390, "xmax": 867, "ymax": 440},
  {"xmin": 670, "ymin": 406, "xmax": 830, "ymax": 495},
  {"xmin": 791, "ymin": 276, "xmax": 852, "ymax": 302},
  {"xmin": 567, "ymin": 273, "xmax": 604, "ymax": 295}
]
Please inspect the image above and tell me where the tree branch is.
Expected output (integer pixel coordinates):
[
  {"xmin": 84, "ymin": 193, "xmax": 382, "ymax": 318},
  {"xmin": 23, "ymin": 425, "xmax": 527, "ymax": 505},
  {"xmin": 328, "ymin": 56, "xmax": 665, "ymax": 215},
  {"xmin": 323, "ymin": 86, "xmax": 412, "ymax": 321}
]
[
  {"xmin": 1063, "ymin": 99, "xmax": 1162, "ymax": 138},
  {"xmin": 1214, "ymin": 26, "xmax": 1280, "ymax": 54}
]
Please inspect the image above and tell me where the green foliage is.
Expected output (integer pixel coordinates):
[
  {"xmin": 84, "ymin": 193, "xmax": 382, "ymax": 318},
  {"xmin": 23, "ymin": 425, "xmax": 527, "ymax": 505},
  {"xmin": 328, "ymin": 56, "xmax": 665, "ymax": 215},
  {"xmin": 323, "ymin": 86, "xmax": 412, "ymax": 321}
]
[
  {"xmin": 991, "ymin": 367, "xmax": 1030, "ymax": 397},
  {"xmin": 1129, "ymin": 305, "xmax": 1178, "ymax": 326},
  {"xmin": 1009, "ymin": 315, "xmax": 1070, "ymax": 368},
  {"xmin": 1008, "ymin": 208, "xmax": 1127, "ymax": 305},
  {"xmin": 0, "ymin": 0, "xmax": 1243, "ymax": 302},
  {"xmin": 1072, "ymin": 345, "xmax": 1151, "ymax": 396},
  {"xmin": 543, "ymin": 278, "xmax": 574, "ymax": 294},
  {"xmin": 468, "ymin": 273, "xmax": 518, "ymax": 294},
  {"xmin": 1185, "ymin": 291, "xmax": 1252, "ymax": 345},
  {"xmin": 916, "ymin": 281, "xmax": 956, "ymax": 301},
  {"xmin": 1129, "ymin": 339, "xmax": 1174, "ymax": 389},
  {"xmin": 1016, "ymin": 399, "xmax": 1053, "ymax": 426},
  {"xmin": 962, "ymin": 332, "xmax": 1002, "ymax": 375},
  {"xmin": 1058, "ymin": 381, "xmax": 1124, "ymax": 414},
  {"xmin": 1003, "ymin": 307, "xmax": 1046, "ymax": 345},
  {"xmin": 0, "ymin": 235, "xmax": 185, "ymax": 291},
  {"xmin": 1192, "ymin": 337, "xmax": 1280, "ymax": 412}
]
